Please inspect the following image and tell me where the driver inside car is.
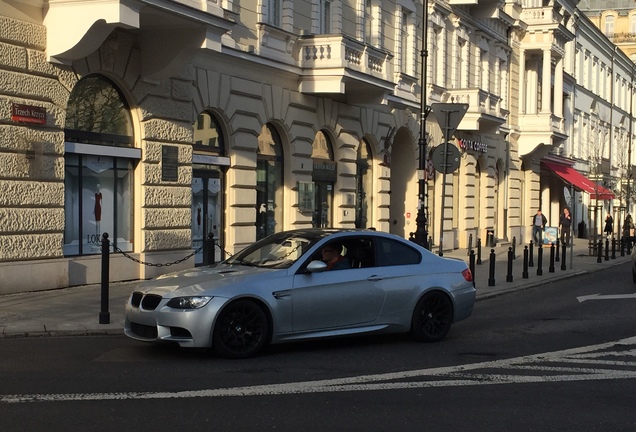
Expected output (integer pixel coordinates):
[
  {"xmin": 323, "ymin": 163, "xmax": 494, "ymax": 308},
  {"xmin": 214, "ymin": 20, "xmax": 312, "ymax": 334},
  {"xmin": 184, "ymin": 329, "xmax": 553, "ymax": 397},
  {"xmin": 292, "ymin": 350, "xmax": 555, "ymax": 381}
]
[{"xmin": 321, "ymin": 243, "xmax": 351, "ymax": 270}]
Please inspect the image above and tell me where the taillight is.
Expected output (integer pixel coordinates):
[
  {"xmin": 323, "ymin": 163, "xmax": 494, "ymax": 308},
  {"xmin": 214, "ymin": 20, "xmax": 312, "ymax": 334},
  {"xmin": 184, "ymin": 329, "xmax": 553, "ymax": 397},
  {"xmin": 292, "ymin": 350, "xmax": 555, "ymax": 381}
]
[{"xmin": 461, "ymin": 268, "xmax": 473, "ymax": 282}]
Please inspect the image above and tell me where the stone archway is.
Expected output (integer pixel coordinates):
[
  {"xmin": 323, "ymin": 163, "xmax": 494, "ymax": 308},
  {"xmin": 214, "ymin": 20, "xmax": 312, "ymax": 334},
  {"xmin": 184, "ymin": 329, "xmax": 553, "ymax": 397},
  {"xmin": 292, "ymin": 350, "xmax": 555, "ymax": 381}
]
[{"xmin": 389, "ymin": 128, "xmax": 417, "ymax": 238}]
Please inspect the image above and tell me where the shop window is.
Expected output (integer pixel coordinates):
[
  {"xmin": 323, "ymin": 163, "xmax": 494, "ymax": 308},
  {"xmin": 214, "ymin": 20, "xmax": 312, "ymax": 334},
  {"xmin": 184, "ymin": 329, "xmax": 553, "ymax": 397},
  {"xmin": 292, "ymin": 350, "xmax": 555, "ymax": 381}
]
[
  {"xmin": 256, "ymin": 124, "xmax": 284, "ymax": 240},
  {"xmin": 63, "ymin": 75, "xmax": 136, "ymax": 255},
  {"xmin": 311, "ymin": 130, "xmax": 336, "ymax": 228}
]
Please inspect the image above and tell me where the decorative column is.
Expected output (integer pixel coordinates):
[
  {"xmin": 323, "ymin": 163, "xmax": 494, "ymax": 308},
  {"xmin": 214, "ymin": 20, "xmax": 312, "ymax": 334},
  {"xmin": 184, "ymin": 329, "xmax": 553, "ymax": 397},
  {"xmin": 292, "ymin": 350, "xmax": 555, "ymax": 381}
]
[{"xmin": 542, "ymin": 48, "xmax": 552, "ymax": 113}]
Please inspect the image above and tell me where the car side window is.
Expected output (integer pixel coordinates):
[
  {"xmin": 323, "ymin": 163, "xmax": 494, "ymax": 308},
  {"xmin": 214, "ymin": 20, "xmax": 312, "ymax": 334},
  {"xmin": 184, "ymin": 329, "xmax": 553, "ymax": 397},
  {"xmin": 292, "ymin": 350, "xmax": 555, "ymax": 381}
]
[{"xmin": 375, "ymin": 238, "xmax": 421, "ymax": 267}]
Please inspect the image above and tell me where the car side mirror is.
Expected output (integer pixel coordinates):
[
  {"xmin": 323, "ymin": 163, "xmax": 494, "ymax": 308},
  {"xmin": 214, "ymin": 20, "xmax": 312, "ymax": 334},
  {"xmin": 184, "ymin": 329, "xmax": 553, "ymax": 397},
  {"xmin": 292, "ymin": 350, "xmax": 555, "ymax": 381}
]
[{"xmin": 306, "ymin": 260, "xmax": 328, "ymax": 273}]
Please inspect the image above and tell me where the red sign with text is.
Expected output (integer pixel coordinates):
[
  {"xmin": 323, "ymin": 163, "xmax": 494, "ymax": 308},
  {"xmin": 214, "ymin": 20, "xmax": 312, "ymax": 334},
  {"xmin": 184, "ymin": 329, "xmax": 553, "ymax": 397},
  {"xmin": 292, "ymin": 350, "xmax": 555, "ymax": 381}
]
[{"xmin": 12, "ymin": 103, "xmax": 46, "ymax": 124}]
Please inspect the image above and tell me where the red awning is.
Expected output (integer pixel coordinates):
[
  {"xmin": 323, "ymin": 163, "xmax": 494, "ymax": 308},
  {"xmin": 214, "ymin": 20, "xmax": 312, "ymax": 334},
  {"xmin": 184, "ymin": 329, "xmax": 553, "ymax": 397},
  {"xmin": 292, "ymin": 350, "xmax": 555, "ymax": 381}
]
[{"xmin": 542, "ymin": 161, "xmax": 615, "ymax": 200}]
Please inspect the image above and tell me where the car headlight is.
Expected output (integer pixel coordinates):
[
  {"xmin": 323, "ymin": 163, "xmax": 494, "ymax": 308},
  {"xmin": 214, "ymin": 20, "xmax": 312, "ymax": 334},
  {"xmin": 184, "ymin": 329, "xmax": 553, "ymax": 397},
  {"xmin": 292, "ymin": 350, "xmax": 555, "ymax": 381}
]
[{"xmin": 166, "ymin": 296, "xmax": 213, "ymax": 309}]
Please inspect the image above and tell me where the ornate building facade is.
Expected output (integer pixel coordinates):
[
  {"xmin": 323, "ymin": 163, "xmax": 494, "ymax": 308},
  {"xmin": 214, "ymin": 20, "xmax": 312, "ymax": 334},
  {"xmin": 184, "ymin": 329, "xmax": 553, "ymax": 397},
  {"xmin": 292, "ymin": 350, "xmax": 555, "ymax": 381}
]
[{"xmin": 0, "ymin": 0, "xmax": 634, "ymax": 294}]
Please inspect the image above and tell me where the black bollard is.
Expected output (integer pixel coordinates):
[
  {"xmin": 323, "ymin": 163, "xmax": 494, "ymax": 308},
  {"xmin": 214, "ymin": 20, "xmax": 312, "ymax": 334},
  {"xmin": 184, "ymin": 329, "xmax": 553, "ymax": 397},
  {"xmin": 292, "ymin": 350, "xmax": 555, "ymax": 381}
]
[
  {"xmin": 522, "ymin": 246, "xmax": 529, "ymax": 279},
  {"xmin": 506, "ymin": 247, "xmax": 513, "ymax": 282},
  {"xmin": 477, "ymin": 238, "xmax": 482, "ymax": 265},
  {"xmin": 561, "ymin": 242, "xmax": 567, "ymax": 270},
  {"xmin": 597, "ymin": 240, "xmax": 603, "ymax": 263},
  {"xmin": 611, "ymin": 238, "xmax": 616, "ymax": 259},
  {"xmin": 488, "ymin": 249, "xmax": 496, "ymax": 286},
  {"xmin": 555, "ymin": 241, "xmax": 560, "ymax": 262},
  {"xmin": 99, "ymin": 233, "xmax": 110, "ymax": 325},
  {"xmin": 512, "ymin": 236, "xmax": 517, "ymax": 259},
  {"xmin": 468, "ymin": 234, "xmax": 473, "ymax": 256},
  {"xmin": 469, "ymin": 250, "xmax": 476, "ymax": 288},
  {"xmin": 605, "ymin": 238, "xmax": 610, "ymax": 261},
  {"xmin": 203, "ymin": 232, "xmax": 216, "ymax": 266},
  {"xmin": 549, "ymin": 243, "xmax": 555, "ymax": 273},
  {"xmin": 529, "ymin": 240, "xmax": 534, "ymax": 268},
  {"xmin": 537, "ymin": 245, "xmax": 543, "ymax": 276}
]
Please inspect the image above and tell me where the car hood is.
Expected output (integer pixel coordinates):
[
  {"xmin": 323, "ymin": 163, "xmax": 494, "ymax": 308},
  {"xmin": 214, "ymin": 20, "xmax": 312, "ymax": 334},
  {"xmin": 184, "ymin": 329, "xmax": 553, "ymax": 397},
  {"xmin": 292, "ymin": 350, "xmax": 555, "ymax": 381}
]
[{"xmin": 137, "ymin": 264, "xmax": 277, "ymax": 298}]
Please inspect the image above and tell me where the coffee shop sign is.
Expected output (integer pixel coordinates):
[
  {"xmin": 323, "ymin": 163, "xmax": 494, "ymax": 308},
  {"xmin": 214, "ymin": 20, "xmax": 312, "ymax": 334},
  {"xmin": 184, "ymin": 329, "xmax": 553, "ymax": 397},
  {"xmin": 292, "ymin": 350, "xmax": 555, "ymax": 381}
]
[{"xmin": 457, "ymin": 138, "xmax": 488, "ymax": 153}]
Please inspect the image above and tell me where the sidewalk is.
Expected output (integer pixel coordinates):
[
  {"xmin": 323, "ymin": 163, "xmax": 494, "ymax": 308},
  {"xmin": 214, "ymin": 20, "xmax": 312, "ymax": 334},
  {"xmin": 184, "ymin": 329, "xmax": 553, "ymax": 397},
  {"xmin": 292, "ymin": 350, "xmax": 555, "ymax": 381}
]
[{"xmin": 0, "ymin": 239, "xmax": 630, "ymax": 339}]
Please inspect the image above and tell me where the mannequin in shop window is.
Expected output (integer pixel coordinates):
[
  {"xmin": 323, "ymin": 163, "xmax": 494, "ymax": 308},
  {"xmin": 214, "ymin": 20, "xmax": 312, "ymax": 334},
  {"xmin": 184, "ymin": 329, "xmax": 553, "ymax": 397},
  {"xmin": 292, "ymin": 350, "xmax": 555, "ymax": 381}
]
[{"xmin": 94, "ymin": 184, "xmax": 102, "ymax": 235}]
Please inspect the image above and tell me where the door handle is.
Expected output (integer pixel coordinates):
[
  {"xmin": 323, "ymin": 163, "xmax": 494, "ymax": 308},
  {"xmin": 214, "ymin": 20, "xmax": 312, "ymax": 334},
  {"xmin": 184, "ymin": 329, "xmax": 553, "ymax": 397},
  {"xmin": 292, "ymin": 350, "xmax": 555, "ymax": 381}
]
[{"xmin": 367, "ymin": 275, "xmax": 384, "ymax": 281}]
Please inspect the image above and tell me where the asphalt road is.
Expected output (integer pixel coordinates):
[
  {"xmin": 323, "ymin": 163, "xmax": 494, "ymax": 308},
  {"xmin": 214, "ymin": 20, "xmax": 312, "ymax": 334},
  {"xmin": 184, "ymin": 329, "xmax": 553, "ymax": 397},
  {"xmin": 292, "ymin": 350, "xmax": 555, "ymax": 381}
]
[{"xmin": 1, "ymin": 263, "xmax": 635, "ymax": 432}]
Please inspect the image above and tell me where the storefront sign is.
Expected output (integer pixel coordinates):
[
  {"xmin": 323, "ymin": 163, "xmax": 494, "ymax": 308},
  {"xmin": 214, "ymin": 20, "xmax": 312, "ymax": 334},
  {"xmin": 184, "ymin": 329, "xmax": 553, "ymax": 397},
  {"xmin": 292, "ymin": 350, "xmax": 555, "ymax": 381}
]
[
  {"xmin": 12, "ymin": 103, "xmax": 46, "ymax": 124},
  {"xmin": 162, "ymin": 146, "xmax": 179, "ymax": 182},
  {"xmin": 312, "ymin": 159, "xmax": 337, "ymax": 182},
  {"xmin": 457, "ymin": 138, "xmax": 488, "ymax": 153}
]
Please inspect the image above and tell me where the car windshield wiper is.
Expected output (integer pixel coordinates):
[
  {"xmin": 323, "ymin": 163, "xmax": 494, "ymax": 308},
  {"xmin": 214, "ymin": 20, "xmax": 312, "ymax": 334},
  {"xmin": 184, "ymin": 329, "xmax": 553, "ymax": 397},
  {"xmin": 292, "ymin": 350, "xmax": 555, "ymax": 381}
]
[{"xmin": 230, "ymin": 259, "xmax": 260, "ymax": 267}]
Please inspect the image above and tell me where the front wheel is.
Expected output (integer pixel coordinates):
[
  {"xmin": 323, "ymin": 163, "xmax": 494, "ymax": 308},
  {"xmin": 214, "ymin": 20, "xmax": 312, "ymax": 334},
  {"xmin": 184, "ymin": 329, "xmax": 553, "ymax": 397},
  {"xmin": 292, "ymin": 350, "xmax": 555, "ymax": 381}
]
[
  {"xmin": 213, "ymin": 300, "xmax": 271, "ymax": 358},
  {"xmin": 410, "ymin": 291, "xmax": 453, "ymax": 342}
]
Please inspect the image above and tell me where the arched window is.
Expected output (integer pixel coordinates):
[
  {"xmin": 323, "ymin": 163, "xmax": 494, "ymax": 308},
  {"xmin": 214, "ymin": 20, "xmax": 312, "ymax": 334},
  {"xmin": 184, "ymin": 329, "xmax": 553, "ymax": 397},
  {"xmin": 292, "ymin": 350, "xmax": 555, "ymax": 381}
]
[
  {"xmin": 194, "ymin": 112, "xmax": 224, "ymax": 154},
  {"xmin": 192, "ymin": 111, "xmax": 228, "ymax": 264},
  {"xmin": 355, "ymin": 139, "xmax": 373, "ymax": 228},
  {"xmin": 256, "ymin": 124, "xmax": 284, "ymax": 239},
  {"xmin": 63, "ymin": 75, "xmax": 137, "ymax": 256},
  {"xmin": 311, "ymin": 130, "xmax": 336, "ymax": 227}
]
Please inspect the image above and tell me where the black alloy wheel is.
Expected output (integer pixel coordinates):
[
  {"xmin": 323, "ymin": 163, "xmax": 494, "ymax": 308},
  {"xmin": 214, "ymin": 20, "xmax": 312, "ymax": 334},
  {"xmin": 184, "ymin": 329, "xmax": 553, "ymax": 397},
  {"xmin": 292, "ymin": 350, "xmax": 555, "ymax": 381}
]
[
  {"xmin": 410, "ymin": 291, "xmax": 453, "ymax": 342},
  {"xmin": 213, "ymin": 299, "xmax": 270, "ymax": 358}
]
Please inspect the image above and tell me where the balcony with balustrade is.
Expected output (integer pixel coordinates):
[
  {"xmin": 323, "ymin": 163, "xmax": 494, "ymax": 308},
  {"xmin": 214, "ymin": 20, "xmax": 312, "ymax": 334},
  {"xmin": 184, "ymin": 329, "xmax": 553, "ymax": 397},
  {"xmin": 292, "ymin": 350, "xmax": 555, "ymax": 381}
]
[
  {"xmin": 295, "ymin": 34, "xmax": 395, "ymax": 104},
  {"xmin": 445, "ymin": 88, "xmax": 509, "ymax": 133}
]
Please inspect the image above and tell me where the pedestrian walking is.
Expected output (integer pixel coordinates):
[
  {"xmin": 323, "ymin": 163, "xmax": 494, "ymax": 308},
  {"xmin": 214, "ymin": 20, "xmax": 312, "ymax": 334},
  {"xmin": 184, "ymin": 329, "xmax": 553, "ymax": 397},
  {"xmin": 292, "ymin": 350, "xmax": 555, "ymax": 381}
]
[
  {"xmin": 531, "ymin": 209, "xmax": 547, "ymax": 246},
  {"xmin": 624, "ymin": 213, "xmax": 634, "ymax": 238},
  {"xmin": 559, "ymin": 208, "xmax": 572, "ymax": 246},
  {"xmin": 604, "ymin": 212, "xmax": 613, "ymax": 237}
]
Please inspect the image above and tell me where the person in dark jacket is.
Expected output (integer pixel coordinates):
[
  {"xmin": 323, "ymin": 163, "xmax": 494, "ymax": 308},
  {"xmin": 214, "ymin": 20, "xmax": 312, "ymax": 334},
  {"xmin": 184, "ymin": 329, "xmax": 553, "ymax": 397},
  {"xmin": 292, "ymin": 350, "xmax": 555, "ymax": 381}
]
[
  {"xmin": 321, "ymin": 243, "xmax": 351, "ymax": 270},
  {"xmin": 604, "ymin": 212, "xmax": 614, "ymax": 237},
  {"xmin": 559, "ymin": 208, "xmax": 572, "ymax": 246},
  {"xmin": 531, "ymin": 209, "xmax": 547, "ymax": 245}
]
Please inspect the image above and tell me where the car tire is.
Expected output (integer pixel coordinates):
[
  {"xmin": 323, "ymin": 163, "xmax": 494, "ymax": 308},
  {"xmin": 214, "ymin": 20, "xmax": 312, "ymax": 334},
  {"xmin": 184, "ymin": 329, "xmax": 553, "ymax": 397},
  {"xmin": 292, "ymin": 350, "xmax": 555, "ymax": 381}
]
[
  {"xmin": 410, "ymin": 291, "xmax": 453, "ymax": 342},
  {"xmin": 212, "ymin": 299, "xmax": 271, "ymax": 359}
]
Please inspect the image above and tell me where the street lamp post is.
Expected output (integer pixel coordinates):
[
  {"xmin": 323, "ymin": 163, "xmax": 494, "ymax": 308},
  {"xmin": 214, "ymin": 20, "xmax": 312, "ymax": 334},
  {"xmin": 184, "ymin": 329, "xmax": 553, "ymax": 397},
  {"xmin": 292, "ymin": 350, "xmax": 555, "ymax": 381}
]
[{"xmin": 412, "ymin": 0, "xmax": 431, "ymax": 249}]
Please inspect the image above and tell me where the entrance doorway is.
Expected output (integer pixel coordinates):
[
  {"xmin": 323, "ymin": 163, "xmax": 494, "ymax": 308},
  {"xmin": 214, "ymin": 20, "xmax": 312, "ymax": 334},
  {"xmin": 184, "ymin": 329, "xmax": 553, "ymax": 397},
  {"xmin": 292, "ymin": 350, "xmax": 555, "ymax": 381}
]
[
  {"xmin": 192, "ymin": 169, "xmax": 224, "ymax": 265},
  {"xmin": 312, "ymin": 181, "xmax": 333, "ymax": 227}
]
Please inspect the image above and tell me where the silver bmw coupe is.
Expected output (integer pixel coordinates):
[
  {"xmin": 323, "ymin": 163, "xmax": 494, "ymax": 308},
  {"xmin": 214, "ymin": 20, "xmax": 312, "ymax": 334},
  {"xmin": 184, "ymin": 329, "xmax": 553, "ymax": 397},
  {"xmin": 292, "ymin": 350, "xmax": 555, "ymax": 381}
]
[{"xmin": 124, "ymin": 229, "xmax": 475, "ymax": 358}]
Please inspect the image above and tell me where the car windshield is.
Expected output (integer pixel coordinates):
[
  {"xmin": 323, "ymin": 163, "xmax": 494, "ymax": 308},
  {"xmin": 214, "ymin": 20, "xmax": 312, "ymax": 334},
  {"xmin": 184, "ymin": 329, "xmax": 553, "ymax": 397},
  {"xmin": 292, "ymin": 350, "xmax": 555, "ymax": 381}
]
[{"xmin": 225, "ymin": 231, "xmax": 324, "ymax": 269}]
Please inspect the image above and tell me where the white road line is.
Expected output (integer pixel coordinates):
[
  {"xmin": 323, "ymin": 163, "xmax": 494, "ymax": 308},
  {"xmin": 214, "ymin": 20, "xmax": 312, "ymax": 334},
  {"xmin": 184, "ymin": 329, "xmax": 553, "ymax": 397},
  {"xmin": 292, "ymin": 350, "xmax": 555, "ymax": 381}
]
[{"xmin": 3, "ymin": 336, "xmax": 636, "ymax": 404}]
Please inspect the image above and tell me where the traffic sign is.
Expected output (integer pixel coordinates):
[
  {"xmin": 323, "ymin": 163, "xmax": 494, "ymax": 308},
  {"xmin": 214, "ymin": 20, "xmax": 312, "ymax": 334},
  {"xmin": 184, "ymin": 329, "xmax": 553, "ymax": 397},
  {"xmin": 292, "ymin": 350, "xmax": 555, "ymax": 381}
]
[
  {"xmin": 431, "ymin": 143, "xmax": 461, "ymax": 174},
  {"xmin": 431, "ymin": 103, "xmax": 469, "ymax": 139}
]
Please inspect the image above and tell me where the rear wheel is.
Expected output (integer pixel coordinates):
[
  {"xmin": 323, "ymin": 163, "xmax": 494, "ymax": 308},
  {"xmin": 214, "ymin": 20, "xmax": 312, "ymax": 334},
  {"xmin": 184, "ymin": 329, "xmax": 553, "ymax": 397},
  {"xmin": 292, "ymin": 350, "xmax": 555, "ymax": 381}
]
[
  {"xmin": 212, "ymin": 300, "xmax": 270, "ymax": 358},
  {"xmin": 410, "ymin": 291, "xmax": 453, "ymax": 342}
]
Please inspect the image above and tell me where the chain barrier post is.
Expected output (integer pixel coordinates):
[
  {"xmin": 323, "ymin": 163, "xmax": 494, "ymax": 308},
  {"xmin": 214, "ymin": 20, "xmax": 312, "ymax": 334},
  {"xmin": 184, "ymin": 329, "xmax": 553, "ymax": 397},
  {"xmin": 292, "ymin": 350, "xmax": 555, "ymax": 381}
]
[
  {"xmin": 548, "ymin": 244, "xmax": 555, "ymax": 273},
  {"xmin": 477, "ymin": 238, "xmax": 482, "ymax": 265},
  {"xmin": 469, "ymin": 249, "xmax": 476, "ymax": 288},
  {"xmin": 99, "ymin": 233, "xmax": 110, "ymax": 325},
  {"xmin": 488, "ymin": 249, "xmax": 496, "ymax": 286},
  {"xmin": 506, "ymin": 247, "xmax": 513, "ymax": 282},
  {"xmin": 605, "ymin": 238, "xmax": 609, "ymax": 261},
  {"xmin": 467, "ymin": 234, "xmax": 473, "ymax": 256},
  {"xmin": 561, "ymin": 242, "xmax": 567, "ymax": 270},
  {"xmin": 611, "ymin": 238, "xmax": 616, "ymax": 259},
  {"xmin": 522, "ymin": 246, "xmax": 529, "ymax": 279},
  {"xmin": 512, "ymin": 236, "xmax": 516, "ymax": 259},
  {"xmin": 597, "ymin": 240, "xmax": 603, "ymax": 263},
  {"xmin": 529, "ymin": 240, "xmax": 534, "ymax": 268},
  {"xmin": 555, "ymin": 241, "xmax": 559, "ymax": 262},
  {"xmin": 536, "ymin": 245, "xmax": 543, "ymax": 276}
]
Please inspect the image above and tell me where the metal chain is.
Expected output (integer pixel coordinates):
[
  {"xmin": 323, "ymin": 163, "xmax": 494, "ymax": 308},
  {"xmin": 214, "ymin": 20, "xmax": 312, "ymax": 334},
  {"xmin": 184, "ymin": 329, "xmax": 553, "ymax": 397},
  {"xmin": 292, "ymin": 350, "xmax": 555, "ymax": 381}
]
[{"xmin": 111, "ymin": 244, "xmax": 204, "ymax": 267}]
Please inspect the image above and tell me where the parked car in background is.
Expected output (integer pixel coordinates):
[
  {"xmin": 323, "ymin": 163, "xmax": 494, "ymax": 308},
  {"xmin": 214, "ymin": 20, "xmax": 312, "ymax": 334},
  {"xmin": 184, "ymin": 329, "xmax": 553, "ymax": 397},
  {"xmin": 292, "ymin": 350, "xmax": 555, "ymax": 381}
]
[{"xmin": 124, "ymin": 229, "xmax": 475, "ymax": 358}]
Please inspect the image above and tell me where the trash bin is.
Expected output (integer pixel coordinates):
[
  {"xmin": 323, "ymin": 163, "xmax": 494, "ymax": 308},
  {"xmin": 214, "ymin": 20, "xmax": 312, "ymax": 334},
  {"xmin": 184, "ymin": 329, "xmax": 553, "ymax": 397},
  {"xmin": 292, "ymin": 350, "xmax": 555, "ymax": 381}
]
[
  {"xmin": 486, "ymin": 230, "xmax": 496, "ymax": 247},
  {"xmin": 578, "ymin": 221, "xmax": 587, "ymax": 239}
]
